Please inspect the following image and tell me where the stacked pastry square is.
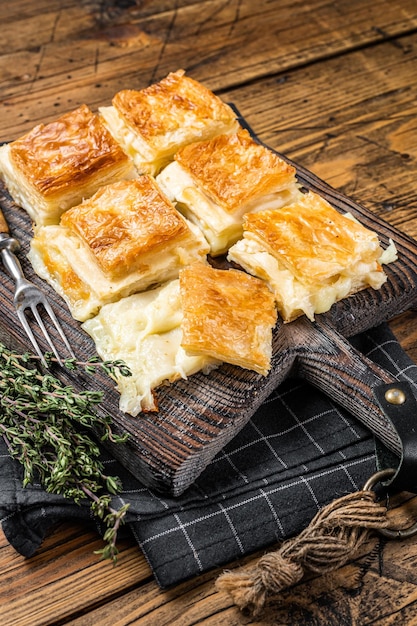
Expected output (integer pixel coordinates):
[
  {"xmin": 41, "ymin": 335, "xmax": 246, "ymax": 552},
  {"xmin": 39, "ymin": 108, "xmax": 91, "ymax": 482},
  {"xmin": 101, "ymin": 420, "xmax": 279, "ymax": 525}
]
[{"xmin": 0, "ymin": 69, "xmax": 396, "ymax": 416}]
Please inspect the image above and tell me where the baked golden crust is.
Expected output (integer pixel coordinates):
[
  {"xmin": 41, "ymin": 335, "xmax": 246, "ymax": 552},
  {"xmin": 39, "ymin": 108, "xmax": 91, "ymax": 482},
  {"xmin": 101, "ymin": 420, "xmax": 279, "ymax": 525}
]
[
  {"xmin": 156, "ymin": 127, "xmax": 300, "ymax": 255},
  {"xmin": 29, "ymin": 177, "xmax": 210, "ymax": 321},
  {"xmin": 112, "ymin": 69, "xmax": 238, "ymax": 150},
  {"xmin": 61, "ymin": 177, "xmax": 191, "ymax": 279},
  {"xmin": 9, "ymin": 104, "xmax": 131, "ymax": 198},
  {"xmin": 174, "ymin": 128, "xmax": 297, "ymax": 213},
  {"xmin": 228, "ymin": 190, "xmax": 389, "ymax": 322},
  {"xmin": 179, "ymin": 263, "xmax": 277, "ymax": 375},
  {"xmin": 242, "ymin": 191, "xmax": 381, "ymax": 283}
]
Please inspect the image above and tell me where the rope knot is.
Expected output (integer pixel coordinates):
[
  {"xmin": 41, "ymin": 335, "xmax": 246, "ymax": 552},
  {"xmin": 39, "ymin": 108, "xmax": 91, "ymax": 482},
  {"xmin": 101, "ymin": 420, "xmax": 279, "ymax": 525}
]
[
  {"xmin": 216, "ymin": 489, "xmax": 389, "ymax": 616},
  {"xmin": 257, "ymin": 552, "xmax": 304, "ymax": 593}
]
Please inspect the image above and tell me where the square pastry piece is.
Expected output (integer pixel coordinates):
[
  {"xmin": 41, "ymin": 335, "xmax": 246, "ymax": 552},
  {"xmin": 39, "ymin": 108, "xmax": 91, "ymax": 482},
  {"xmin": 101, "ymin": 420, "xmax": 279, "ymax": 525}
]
[
  {"xmin": 28, "ymin": 177, "xmax": 209, "ymax": 321},
  {"xmin": 156, "ymin": 128, "xmax": 301, "ymax": 255},
  {"xmin": 179, "ymin": 263, "xmax": 277, "ymax": 376},
  {"xmin": 228, "ymin": 191, "xmax": 396, "ymax": 323},
  {"xmin": 82, "ymin": 263, "xmax": 277, "ymax": 415},
  {"xmin": 0, "ymin": 104, "xmax": 135, "ymax": 226},
  {"xmin": 99, "ymin": 69, "xmax": 239, "ymax": 175}
]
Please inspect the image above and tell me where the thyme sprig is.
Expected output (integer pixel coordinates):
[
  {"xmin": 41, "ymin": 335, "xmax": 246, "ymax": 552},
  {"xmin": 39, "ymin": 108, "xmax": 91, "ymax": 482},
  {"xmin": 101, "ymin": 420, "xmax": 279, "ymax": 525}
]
[{"xmin": 0, "ymin": 343, "xmax": 132, "ymax": 563}]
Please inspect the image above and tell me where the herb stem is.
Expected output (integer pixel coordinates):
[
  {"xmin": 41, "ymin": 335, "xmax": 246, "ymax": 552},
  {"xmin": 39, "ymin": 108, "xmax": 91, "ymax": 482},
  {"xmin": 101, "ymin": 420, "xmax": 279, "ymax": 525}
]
[{"xmin": 0, "ymin": 343, "xmax": 131, "ymax": 562}]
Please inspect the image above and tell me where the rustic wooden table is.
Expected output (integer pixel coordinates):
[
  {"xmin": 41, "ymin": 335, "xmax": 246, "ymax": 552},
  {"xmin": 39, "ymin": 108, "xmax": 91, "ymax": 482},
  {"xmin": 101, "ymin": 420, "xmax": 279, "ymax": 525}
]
[{"xmin": 1, "ymin": 1, "xmax": 417, "ymax": 624}]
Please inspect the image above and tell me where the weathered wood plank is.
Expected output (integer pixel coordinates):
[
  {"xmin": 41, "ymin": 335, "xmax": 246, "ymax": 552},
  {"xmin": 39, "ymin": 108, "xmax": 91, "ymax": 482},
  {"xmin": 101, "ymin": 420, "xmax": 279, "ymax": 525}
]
[
  {"xmin": 391, "ymin": 311, "xmax": 417, "ymax": 364},
  {"xmin": 0, "ymin": 525, "xmax": 152, "ymax": 626},
  {"xmin": 1, "ymin": 0, "xmax": 417, "ymax": 141},
  {"xmin": 0, "ymin": 0, "xmax": 202, "ymax": 50}
]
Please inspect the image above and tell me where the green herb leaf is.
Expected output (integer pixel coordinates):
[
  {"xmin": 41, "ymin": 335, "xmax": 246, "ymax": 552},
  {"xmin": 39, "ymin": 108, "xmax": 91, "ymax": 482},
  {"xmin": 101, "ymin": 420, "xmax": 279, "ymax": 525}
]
[{"xmin": 0, "ymin": 343, "xmax": 132, "ymax": 562}]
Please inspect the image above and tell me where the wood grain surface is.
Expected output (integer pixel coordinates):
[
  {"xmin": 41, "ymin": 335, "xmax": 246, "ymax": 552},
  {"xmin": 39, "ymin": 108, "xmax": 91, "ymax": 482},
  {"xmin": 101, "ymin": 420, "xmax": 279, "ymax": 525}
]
[{"xmin": 1, "ymin": 0, "xmax": 417, "ymax": 624}]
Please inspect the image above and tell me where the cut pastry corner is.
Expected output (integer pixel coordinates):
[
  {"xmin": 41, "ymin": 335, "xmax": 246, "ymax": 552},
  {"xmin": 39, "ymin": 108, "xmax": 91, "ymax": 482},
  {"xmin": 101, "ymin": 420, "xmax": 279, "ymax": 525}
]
[{"xmin": 156, "ymin": 127, "xmax": 301, "ymax": 256}]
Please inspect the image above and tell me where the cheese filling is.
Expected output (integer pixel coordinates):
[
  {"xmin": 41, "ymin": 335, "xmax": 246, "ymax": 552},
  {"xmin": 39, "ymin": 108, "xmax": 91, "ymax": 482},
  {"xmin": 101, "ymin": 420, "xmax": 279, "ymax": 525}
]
[
  {"xmin": 100, "ymin": 106, "xmax": 162, "ymax": 174},
  {"xmin": 0, "ymin": 144, "xmax": 49, "ymax": 222},
  {"xmin": 157, "ymin": 161, "xmax": 302, "ymax": 255},
  {"xmin": 82, "ymin": 280, "xmax": 220, "ymax": 415},
  {"xmin": 228, "ymin": 233, "xmax": 396, "ymax": 322}
]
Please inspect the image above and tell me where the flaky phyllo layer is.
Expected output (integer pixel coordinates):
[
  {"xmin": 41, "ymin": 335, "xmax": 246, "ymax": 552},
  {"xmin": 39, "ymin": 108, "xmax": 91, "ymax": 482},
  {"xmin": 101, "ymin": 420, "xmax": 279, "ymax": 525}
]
[
  {"xmin": 0, "ymin": 105, "xmax": 136, "ymax": 227},
  {"xmin": 28, "ymin": 178, "xmax": 210, "ymax": 322},
  {"xmin": 228, "ymin": 190, "xmax": 397, "ymax": 322},
  {"xmin": 156, "ymin": 128, "xmax": 301, "ymax": 255},
  {"xmin": 99, "ymin": 69, "xmax": 239, "ymax": 176}
]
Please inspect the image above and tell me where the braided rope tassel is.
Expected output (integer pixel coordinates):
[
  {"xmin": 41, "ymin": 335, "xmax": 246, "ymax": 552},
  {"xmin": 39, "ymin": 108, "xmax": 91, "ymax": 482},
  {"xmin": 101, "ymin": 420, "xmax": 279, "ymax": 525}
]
[{"xmin": 215, "ymin": 490, "xmax": 389, "ymax": 616}]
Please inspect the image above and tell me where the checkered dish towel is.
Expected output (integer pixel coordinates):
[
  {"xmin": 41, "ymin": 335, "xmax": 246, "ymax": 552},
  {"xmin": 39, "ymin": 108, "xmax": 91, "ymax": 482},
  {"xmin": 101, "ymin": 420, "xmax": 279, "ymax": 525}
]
[{"xmin": 0, "ymin": 323, "xmax": 411, "ymax": 588}]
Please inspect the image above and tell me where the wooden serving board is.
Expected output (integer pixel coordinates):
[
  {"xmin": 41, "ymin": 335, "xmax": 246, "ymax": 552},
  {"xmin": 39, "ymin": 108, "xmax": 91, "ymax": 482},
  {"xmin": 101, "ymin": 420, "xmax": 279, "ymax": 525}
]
[{"xmin": 1, "ymin": 118, "xmax": 417, "ymax": 496}]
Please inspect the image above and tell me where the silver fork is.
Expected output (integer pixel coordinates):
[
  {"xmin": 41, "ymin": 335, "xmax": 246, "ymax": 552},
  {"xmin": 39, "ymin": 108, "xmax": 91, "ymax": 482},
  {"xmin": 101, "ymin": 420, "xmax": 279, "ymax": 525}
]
[{"xmin": 0, "ymin": 206, "xmax": 75, "ymax": 367}]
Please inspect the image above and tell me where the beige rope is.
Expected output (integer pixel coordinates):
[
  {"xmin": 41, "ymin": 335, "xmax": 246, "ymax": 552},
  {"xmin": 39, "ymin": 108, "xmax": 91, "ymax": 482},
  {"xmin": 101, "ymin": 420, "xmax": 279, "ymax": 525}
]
[{"xmin": 215, "ymin": 489, "xmax": 389, "ymax": 616}]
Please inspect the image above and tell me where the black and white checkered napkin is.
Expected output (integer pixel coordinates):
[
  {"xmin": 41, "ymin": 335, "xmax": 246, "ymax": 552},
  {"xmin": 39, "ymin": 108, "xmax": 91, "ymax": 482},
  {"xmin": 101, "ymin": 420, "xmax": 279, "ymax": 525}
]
[{"xmin": 0, "ymin": 323, "xmax": 413, "ymax": 588}]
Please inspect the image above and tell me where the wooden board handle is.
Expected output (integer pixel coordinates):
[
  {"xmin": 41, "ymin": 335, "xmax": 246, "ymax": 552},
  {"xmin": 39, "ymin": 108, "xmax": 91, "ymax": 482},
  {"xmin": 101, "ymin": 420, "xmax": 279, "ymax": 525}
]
[
  {"xmin": 0, "ymin": 206, "xmax": 10, "ymax": 234},
  {"xmin": 284, "ymin": 316, "xmax": 403, "ymax": 457}
]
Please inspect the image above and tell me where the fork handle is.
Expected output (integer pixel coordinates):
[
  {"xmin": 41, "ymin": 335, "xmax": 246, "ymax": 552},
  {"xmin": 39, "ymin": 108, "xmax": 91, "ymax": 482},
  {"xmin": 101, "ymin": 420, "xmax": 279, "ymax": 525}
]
[
  {"xmin": 0, "ymin": 233, "xmax": 23, "ymax": 284},
  {"xmin": 0, "ymin": 207, "xmax": 23, "ymax": 284},
  {"xmin": 0, "ymin": 206, "xmax": 10, "ymax": 234}
]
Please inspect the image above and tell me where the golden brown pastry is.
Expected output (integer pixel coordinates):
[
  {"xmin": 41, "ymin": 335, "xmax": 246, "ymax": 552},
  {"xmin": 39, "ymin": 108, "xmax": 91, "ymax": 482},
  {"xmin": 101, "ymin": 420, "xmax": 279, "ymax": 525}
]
[
  {"xmin": 82, "ymin": 279, "xmax": 220, "ymax": 415},
  {"xmin": 0, "ymin": 104, "xmax": 136, "ymax": 226},
  {"xmin": 99, "ymin": 69, "xmax": 239, "ymax": 175},
  {"xmin": 227, "ymin": 190, "xmax": 397, "ymax": 322},
  {"xmin": 28, "ymin": 177, "xmax": 210, "ymax": 321},
  {"xmin": 82, "ymin": 262, "xmax": 276, "ymax": 416},
  {"xmin": 156, "ymin": 128, "xmax": 301, "ymax": 255},
  {"xmin": 179, "ymin": 263, "xmax": 277, "ymax": 376}
]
